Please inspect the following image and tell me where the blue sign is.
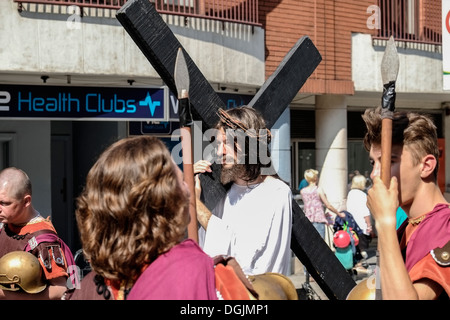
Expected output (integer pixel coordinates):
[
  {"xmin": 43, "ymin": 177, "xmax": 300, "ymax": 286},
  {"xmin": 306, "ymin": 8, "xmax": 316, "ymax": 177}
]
[
  {"xmin": 0, "ymin": 84, "xmax": 168, "ymax": 121},
  {"xmin": 167, "ymin": 91, "xmax": 253, "ymax": 121},
  {"xmin": 129, "ymin": 91, "xmax": 253, "ymax": 135}
]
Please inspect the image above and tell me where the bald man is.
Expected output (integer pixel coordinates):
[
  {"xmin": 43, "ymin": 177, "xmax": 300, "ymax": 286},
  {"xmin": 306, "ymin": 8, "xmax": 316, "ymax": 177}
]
[{"xmin": 0, "ymin": 167, "xmax": 69, "ymax": 299}]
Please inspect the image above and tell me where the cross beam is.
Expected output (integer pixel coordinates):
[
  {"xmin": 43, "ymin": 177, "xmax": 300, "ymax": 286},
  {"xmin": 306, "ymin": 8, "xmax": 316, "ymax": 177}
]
[{"xmin": 117, "ymin": 0, "xmax": 356, "ymax": 300}]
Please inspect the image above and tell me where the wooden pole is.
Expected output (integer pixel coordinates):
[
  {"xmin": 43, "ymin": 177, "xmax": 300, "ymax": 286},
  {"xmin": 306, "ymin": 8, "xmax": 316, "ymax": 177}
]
[
  {"xmin": 180, "ymin": 126, "xmax": 198, "ymax": 243},
  {"xmin": 380, "ymin": 118, "xmax": 393, "ymax": 187}
]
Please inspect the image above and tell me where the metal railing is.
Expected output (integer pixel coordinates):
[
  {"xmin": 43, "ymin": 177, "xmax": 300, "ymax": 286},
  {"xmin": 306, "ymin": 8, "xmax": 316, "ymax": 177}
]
[
  {"xmin": 13, "ymin": 0, "xmax": 260, "ymax": 26},
  {"xmin": 15, "ymin": 1, "xmax": 442, "ymax": 44},
  {"xmin": 375, "ymin": 0, "xmax": 441, "ymax": 45}
]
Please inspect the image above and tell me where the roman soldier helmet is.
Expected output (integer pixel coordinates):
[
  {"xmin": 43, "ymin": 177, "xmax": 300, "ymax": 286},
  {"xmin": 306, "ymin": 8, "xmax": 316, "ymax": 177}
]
[{"xmin": 0, "ymin": 251, "xmax": 47, "ymax": 294}]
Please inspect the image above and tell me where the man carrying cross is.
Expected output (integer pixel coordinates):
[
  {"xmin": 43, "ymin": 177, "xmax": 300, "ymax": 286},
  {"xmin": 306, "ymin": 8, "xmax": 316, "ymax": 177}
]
[
  {"xmin": 195, "ymin": 106, "xmax": 293, "ymax": 276},
  {"xmin": 117, "ymin": 0, "xmax": 356, "ymax": 299}
]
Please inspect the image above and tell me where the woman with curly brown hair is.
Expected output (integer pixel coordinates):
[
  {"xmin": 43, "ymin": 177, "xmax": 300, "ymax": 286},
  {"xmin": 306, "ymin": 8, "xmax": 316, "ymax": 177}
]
[{"xmin": 70, "ymin": 136, "xmax": 217, "ymax": 300}]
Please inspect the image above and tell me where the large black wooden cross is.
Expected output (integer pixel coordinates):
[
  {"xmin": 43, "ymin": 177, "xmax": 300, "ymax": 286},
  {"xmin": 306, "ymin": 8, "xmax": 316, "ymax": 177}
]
[{"xmin": 117, "ymin": 0, "xmax": 355, "ymax": 299}]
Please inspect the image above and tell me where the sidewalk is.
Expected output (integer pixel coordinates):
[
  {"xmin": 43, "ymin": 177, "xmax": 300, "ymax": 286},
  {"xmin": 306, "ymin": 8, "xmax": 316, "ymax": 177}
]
[{"xmin": 288, "ymin": 238, "xmax": 378, "ymax": 300}]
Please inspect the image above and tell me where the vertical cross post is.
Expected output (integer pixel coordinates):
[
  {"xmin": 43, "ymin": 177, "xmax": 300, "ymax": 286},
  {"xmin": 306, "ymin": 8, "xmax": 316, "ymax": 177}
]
[{"xmin": 117, "ymin": 0, "xmax": 356, "ymax": 299}]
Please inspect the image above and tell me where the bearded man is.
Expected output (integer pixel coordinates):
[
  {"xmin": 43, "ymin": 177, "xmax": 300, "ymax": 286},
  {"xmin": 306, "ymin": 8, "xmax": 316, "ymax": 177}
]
[{"xmin": 195, "ymin": 106, "xmax": 293, "ymax": 276}]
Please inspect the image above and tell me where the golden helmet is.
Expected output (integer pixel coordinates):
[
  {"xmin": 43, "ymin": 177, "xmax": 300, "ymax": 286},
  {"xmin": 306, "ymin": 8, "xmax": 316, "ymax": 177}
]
[
  {"xmin": 0, "ymin": 251, "xmax": 47, "ymax": 294},
  {"xmin": 346, "ymin": 278, "xmax": 376, "ymax": 300},
  {"xmin": 248, "ymin": 272, "xmax": 298, "ymax": 300}
]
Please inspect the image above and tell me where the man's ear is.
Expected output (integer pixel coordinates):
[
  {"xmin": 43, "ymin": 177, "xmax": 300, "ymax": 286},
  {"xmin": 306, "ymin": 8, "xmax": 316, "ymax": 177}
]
[
  {"xmin": 23, "ymin": 194, "xmax": 32, "ymax": 208},
  {"xmin": 420, "ymin": 154, "xmax": 437, "ymax": 179}
]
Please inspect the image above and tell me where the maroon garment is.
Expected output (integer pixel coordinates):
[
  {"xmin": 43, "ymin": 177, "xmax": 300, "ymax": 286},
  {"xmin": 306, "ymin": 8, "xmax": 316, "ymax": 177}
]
[
  {"xmin": 397, "ymin": 203, "xmax": 450, "ymax": 272},
  {"xmin": 68, "ymin": 271, "xmax": 110, "ymax": 300},
  {"xmin": 127, "ymin": 239, "xmax": 217, "ymax": 300}
]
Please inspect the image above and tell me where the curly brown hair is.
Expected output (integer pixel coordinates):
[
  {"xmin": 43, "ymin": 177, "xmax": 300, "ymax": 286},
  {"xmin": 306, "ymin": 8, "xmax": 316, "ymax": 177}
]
[
  {"xmin": 75, "ymin": 136, "xmax": 189, "ymax": 282},
  {"xmin": 362, "ymin": 107, "xmax": 439, "ymax": 179}
]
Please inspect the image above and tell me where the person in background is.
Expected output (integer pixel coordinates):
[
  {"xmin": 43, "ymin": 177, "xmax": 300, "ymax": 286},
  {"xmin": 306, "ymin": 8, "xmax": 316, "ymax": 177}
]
[
  {"xmin": 300, "ymin": 169, "xmax": 344, "ymax": 282},
  {"xmin": 396, "ymin": 207, "xmax": 408, "ymax": 230},
  {"xmin": 348, "ymin": 170, "xmax": 360, "ymax": 191},
  {"xmin": 298, "ymin": 178, "xmax": 308, "ymax": 191},
  {"xmin": 300, "ymin": 169, "xmax": 343, "ymax": 238},
  {"xmin": 346, "ymin": 174, "xmax": 373, "ymax": 261},
  {"xmin": 0, "ymin": 167, "xmax": 69, "ymax": 300}
]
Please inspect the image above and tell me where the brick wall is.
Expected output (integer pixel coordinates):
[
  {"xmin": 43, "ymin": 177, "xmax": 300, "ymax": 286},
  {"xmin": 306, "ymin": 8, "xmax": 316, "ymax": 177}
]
[{"xmin": 259, "ymin": 0, "xmax": 377, "ymax": 95}]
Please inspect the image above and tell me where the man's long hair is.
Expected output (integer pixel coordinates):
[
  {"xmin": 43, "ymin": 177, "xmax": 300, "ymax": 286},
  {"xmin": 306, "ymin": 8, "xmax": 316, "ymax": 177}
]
[{"xmin": 216, "ymin": 106, "xmax": 273, "ymax": 182}]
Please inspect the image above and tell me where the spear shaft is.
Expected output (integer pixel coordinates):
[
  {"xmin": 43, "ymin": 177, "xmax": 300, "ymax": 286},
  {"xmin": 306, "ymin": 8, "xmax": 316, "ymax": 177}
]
[{"xmin": 377, "ymin": 36, "xmax": 399, "ymax": 300}]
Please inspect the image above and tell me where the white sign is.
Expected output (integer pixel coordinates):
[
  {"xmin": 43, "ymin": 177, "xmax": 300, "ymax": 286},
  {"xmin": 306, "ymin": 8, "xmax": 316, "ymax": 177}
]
[{"xmin": 443, "ymin": 0, "xmax": 450, "ymax": 90}]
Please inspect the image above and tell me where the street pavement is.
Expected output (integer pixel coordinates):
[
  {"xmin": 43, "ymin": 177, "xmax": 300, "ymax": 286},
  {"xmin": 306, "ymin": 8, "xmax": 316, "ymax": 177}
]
[{"xmin": 288, "ymin": 238, "xmax": 378, "ymax": 300}]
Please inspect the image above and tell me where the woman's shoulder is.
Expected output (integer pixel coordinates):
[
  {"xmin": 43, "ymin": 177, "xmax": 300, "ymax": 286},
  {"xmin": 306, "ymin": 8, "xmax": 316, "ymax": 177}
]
[
  {"xmin": 301, "ymin": 184, "xmax": 317, "ymax": 193},
  {"xmin": 175, "ymin": 239, "xmax": 207, "ymax": 253},
  {"xmin": 169, "ymin": 239, "xmax": 213, "ymax": 263}
]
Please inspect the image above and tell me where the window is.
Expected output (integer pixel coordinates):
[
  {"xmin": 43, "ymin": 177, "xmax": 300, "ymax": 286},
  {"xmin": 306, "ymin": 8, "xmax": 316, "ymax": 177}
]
[
  {"xmin": 377, "ymin": 0, "xmax": 441, "ymax": 45},
  {"xmin": 0, "ymin": 133, "xmax": 17, "ymax": 169}
]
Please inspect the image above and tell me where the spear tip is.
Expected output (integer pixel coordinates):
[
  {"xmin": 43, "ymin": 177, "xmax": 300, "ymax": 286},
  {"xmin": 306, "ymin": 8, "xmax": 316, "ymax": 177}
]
[{"xmin": 381, "ymin": 36, "xmax": 399, "ymax": 84}]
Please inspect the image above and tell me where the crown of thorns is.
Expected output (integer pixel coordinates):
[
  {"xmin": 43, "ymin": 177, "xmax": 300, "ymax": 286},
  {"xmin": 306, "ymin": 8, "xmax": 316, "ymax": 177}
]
[{"xmin": 217, "ymin": 108, "xmax": 272, "ymax": 142}]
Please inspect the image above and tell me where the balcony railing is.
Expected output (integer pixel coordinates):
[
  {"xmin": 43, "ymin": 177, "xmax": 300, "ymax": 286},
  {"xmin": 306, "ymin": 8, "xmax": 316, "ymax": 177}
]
[
  {"xmin": 14, "ymin": 0, "xmax": 260, "ymax": 26},
  {"xmin": 374, "ymin": 0, "xmax": 441, "ymax": 45}
]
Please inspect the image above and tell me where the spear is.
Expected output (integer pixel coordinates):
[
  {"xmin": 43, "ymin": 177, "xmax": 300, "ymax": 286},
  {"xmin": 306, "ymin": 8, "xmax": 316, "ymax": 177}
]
[
  {"xmin": 347, "ymin": 36, "xmax": 399, "ymax": 300},
  {"xmin": 377, "ymin": 35, "xmax": 399, "ymax": 300},
  {"xmin": 174, "ymin": 47, "xmax": 198, "ymax": 243},
  {"xmin": 380, "ymin": 36, "xmax": 399, "ymax": 187}
]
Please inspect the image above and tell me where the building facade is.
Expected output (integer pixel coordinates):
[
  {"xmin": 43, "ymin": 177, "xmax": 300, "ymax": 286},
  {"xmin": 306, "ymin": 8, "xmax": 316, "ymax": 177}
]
[
  {"xmin": 262, "ymin": 0, "xmax": 448, "ymax": 208},
  {"xmin": 1, "ymin": 0, "xmax": 449, "ymax": 251}
]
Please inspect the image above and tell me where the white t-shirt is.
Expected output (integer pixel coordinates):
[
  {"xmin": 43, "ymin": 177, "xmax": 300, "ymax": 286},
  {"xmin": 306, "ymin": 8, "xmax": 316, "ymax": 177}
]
[
  {"xmin": 199, "ymin": 176, "xmax": 292, "ymax": 276},
  {"xmin": 346, "ymin": 188, "xmax": 371, "ymax": 235}
]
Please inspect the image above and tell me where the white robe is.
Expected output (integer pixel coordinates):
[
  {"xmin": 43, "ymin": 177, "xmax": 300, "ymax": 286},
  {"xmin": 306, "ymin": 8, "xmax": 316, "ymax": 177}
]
[
  {"xmin": 199, "ymin": 177, "xmax": 292, "ymax": 276},
  {"xmin": 346, "ymin": 188, "xmax": 371, "ymax": 235}
]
